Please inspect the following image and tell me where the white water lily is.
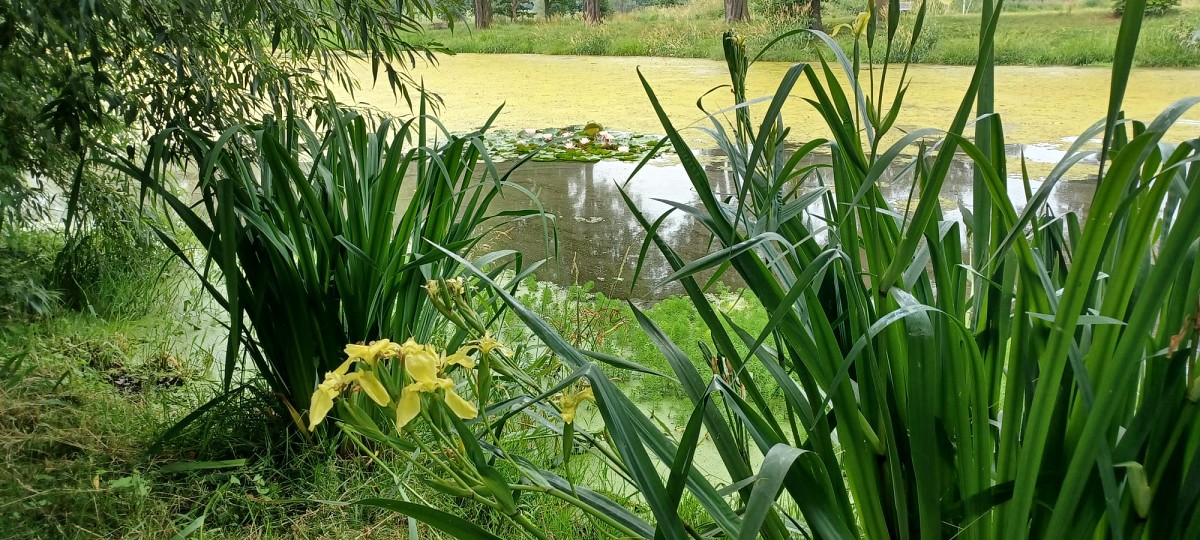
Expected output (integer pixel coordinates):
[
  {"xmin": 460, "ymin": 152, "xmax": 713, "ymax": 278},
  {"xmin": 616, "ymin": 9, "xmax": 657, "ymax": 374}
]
[
  {"xmin": 542, "ymin": 133, "xmax": 553, "ymax": 141},
  {"xmin": 618, "ymin": 145, "xmax": 630, "ymax": 153},
  {"xmin": 579, "ymin": 137, "xmax": 590, "ymax": 145},
  {"xmin": 565, "ymin": 142, "xmax": 575, "ymax": 149},
  {"xmin": 524, "ymin": 128, "xmax": 537, "ymax": 136}
]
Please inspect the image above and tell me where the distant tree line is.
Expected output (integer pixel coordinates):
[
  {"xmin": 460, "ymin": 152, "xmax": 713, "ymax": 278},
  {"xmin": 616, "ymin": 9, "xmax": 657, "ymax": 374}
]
[
  {"xmin": 443, "ymin": 0, "xmax": 826, "ymax": 30},
  {"xmin": 444, "ymin": 0, "xmax": 680, "ymax": 26}
]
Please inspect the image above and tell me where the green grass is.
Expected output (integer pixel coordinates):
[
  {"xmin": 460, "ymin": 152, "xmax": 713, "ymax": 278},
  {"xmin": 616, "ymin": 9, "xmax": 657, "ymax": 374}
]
[
  {"xmin": 0, "ymin": 278, "xmax": 728, "ymax": 539},
  {"xmin": 0, "ymin": 229, "xmax": 726, "ymax": 539},
  {"xmin": 420, "ymin": 0, "xmax": 1200, "ymax": 66},
  {"xmin": 502, "ymin": 279, "xmax": 778, "ymax": 406}
]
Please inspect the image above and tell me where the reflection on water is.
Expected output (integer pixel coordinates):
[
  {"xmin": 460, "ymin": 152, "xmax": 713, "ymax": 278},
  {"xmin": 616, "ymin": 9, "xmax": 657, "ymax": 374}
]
[{"xmin": 479, "ymin": 154, "xmax": 1096, "ymax": 299}]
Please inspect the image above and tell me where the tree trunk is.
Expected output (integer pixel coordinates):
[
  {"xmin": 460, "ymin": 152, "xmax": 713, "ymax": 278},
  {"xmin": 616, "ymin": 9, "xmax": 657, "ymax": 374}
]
[
  {"xmin": 474, "ymin": 0, "xmax": 492, "ymax": 29},
  {"xmin": 724, "ymin": 0, "xmax": 749, "ymax": 23},
  {"xmin": 511, "ymin": 0, "xmax": 518, "ymax": 21},
  {"xmin": 584, "ymin": 0, "xmax": 601, "ymax": 24},
  {"xmin": 808, "ymin": 0, "xmax": 822, "ymax": 31}
]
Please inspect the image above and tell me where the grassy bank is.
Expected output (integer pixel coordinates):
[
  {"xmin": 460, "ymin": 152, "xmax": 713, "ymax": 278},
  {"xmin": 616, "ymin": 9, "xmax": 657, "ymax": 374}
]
[
  {"xmin": 0, "ymin": 232, "xmax": 748, "ymax": 538},
  {"xmin": 420, "ymin": 0, "xmax": 1200, "ymax": 66}
]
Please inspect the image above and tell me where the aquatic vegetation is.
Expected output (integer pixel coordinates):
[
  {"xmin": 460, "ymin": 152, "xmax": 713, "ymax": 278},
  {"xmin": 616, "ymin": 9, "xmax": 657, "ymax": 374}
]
[
  {"xmin": 321, "ymin": 277, "xmax": 653, "ymax": 539},
  {"xmin": 111, "ymin": 93, "xmax": 550, "ymax": 425},
  {"xmin": 8, "ymin": 0, "xmax": 1200, "ymax": 538},
  {"xmin": 483, "ymin": 124, "xmax": 669, "ymax": 162},
  {"xmin": 356, "ymin": 0, "xmax": 1200, "ymax": 537}
]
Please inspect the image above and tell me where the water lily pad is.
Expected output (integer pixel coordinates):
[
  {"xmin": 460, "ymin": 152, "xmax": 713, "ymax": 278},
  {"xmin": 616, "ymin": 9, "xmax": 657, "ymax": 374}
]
[{"xmin": 479, "ymin": 125, "xmax": 672, "ymax": 163}]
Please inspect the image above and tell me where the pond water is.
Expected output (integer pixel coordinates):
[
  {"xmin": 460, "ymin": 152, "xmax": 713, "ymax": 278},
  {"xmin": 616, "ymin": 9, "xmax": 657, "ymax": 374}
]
[
  {"xmin": 476, "ymin": 155, "xmax": 1096, "ymax": 299},
  {"xmin": 348, "ymin": 54, "xmax": 1200, "ymax": 148},
  {"xmin": 341, "ymin": 53, "xmax": 1200, "ymax": 299}
]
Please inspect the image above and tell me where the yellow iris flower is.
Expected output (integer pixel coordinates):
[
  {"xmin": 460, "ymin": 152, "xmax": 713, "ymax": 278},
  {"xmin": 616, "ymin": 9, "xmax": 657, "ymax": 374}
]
[
  {"xmin": 832, "ymin": 12, "xmax": 872, "ymax": 39},
  {"xmin": 400, "ymin": 338, "xmax": 437, "ymax": 358},
  {"xmin": 559, "ymin": 387, "xmax": 595, "ymax": 424},
  {"xmin": 344, "ymin": 338, "xmax": 400, "ymax": 367},
  {"xmin": 442, "ymin": 346, "xmax": 476, "ymax": 369},
  {"xmin": 308, "ymin": 356, "xmax": 391, "ymax": 430},
  {"xmin": 395, "ymin": 343, "xmax": 479, "ymax": 430},
  {"xmin": 312, "ymin": 337, "xmax": 484, "ymax": 432},
  {"xmin": 469, "ymin": 332, "xmax": 512, "ymax": 357},
  {"xmin": 445, "ymin": 277, "xmax": 467, "ymax": 296}
]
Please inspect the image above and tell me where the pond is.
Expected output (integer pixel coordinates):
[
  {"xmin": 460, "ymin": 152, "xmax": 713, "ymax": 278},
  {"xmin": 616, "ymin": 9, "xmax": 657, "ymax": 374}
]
[
  {"xmin": 473, "ymin": 155, "xmax": 1097, "ymax": 299},
  {"xmin": 342, "ymin": 54, "xmax": 1200, "ymax": 299}
]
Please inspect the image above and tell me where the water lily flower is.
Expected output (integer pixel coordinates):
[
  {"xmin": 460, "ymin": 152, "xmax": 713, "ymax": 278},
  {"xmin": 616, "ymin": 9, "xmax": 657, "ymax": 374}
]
[
  {"xmin": 579, "ymin": 137, "xmax": 590, "ymax": 145},
  {"xmin": 524, "ymin": 128, "xmax": 537, "ymax": 136},
  {"xmin": 598, "ymin": 130, "xmax": 611, "ymax": 140},
  {"xmin": 542, "ymin": 133, "xmax": 553, "ymax": 141},
  {"xmin": 395, "ymin": 346, "xmax": 478, "ymax": 429},
  {"xmin": 309, "ymin": 356, "xmax": 391, "ymax": 430},
  {"xmin": 565, "ymin": 142, "xmax": 575, "ymax": 149},
  {"xmin": 559, "ymin": 386, "xmax": 595, "ymax": 423},
  {"xmin": 618, "ymin": 145, "xmax": 630, "ymax": 153}
]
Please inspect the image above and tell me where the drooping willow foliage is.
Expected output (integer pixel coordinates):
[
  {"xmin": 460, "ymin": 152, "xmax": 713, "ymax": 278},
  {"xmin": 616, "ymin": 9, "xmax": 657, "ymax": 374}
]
[{"xmin": 0, "ymin": 0, "xmax": 445, "ymax": 231}]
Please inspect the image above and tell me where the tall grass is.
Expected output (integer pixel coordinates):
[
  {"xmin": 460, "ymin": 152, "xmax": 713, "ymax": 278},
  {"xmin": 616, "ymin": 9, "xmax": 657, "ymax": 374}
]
[
  {"xmin": 333, "ymin": 1, "xmax": 1200, "ymax": 538},
  {"xmin": 111, "ymin": 95, "xmax": 551, "ymax": 417}
]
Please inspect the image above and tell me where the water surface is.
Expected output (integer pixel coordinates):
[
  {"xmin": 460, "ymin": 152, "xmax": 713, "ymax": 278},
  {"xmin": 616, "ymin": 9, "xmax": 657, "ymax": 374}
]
[
  {"xmin": 344, "ymin": 54, "xmax": 1195, "ymax": 298},
  {"xmin": 345, "ymin": 54, "xmax": 1200, "ymax": 150},
  {"xmin": 479, "ymin": 155, "xmax": 1095, "ymax": 299}
]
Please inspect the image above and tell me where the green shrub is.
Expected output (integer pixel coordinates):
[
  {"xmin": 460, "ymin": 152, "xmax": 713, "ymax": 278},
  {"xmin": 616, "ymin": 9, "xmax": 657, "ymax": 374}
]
[
  {"xmin": 493, "ymin": 0, "xmax": 536, "ymax": 20},
  {"xmin": 51, "ymin": 174, "xmax": 176, "ymax": 320},
  {"xmin": 0, "ymin": 231, "xmax": 60, "ymax": 317},
  {"xmin": 1113, "ymin": 0, "xmax": 1178, "ymax": 16}
]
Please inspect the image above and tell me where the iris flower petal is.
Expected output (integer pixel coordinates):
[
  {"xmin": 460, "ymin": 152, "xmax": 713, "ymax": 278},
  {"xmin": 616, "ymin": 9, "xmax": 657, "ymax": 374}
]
[
  {"xmin": 406, "ymin": 350, "xmax": 440, "ymax": 383},
  {"xmin": 332, "ymin": 357, "xmax": 355, "ymax": 376},
  {"xmin": 366, "ymin": 339, "xmax": 392, "ymax": 362},
  {"xmin": 559, "ymin": 387, "xmax": 595, "ymax": 424},
  {"xmin": 396, "ymin": 387, "xmax": 422, "ymax": 430},
  {"xmin": 353, "ymin": 372, "xmax": 392, "ymax": 406},
  {"xmin": 308, "ymin": 387, "xmax": 337, "ymax": 430},
  {"xmin": 344, "ymin": 343, "xmax": 372, "ymax": 362},
  {"xmin": 444, "ymin": 387, "xmax": 479, "ymax": 419},
  {"xmin": 443, "ymin": 347, "xmax": 476, "ymax": 369},
  {"xmin": 400, "ymin": 338, "xmax": 425, "ymax": 357},
  {"xmin": 471, "ymin": 333, "xmax": 513, "ymax": 357}
]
